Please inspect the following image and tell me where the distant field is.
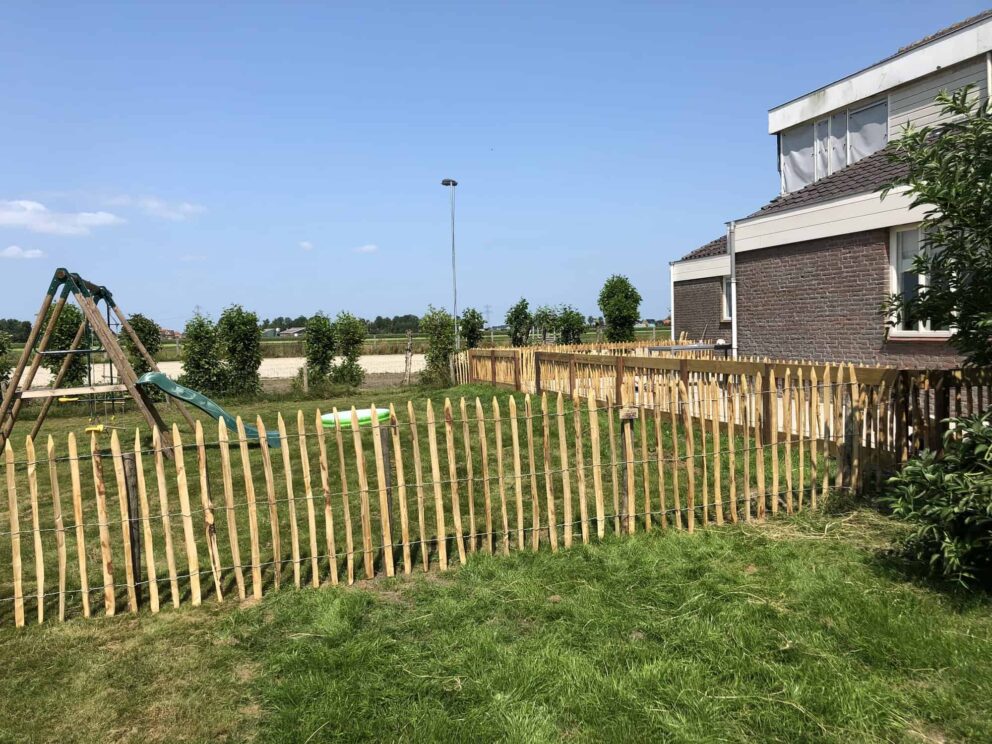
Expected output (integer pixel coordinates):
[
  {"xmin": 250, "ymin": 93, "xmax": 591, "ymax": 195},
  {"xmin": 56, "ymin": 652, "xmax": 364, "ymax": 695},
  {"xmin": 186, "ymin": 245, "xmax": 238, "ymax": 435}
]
[{"xmin": 10, "ymin": 327, "xmax": 671, "ymax": 360}]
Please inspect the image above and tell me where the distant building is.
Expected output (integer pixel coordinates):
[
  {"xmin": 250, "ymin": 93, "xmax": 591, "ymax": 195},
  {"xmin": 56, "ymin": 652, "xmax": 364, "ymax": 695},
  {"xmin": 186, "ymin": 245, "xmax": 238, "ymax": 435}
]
[
  {"xmin": 261, "ymin": 328, "xmax": 279, "ymax": 338},
  {"xmin": 279, "ymin": 327, "xmax": 306, "ymax": 338},
  {"xmin": 160, "ymin": 328, "xmax": 182, "ymax": 340}
]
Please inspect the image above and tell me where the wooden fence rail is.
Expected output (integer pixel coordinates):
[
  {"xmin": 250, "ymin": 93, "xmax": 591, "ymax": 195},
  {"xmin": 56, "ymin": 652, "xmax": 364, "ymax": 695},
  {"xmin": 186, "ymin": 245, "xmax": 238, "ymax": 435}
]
[{"xmin": 0, "ymin": 372, "xmax": 902, "ymax": 628}]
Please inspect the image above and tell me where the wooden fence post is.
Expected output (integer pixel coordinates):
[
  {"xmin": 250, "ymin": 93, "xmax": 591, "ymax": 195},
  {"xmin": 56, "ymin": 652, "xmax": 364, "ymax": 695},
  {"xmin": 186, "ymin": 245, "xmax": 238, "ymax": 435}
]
[
  {"xmin": 933, "ymin": 371, "xmax": 951, "ymax": 455},
  {"xmin": 513, "ymin": 351, "xmax": 521, "ymax": 392},
  {"xmin": 615, "ymin": 355, "xmax": 625, "ymax": 405},
  {"xmin": 762, "ymin": 364, "xmax": 773, "ymax": 447},
  {"xmin": 535, "ymin": 352, "xmax": 543, "ymax": 394},
  {"xmin": 490, "ymin": 349, "xmax": 497, "ymax": 385},
  {"xmin": 122, "ymin": 452, "xmax": 143, "ymax": 610}
]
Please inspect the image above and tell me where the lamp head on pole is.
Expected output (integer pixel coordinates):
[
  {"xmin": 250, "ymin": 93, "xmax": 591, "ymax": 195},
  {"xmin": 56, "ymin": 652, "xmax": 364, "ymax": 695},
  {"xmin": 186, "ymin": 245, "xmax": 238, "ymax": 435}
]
[{"xmin": 441, "ymin": 178, "xmax": 458, "ymax": 187}]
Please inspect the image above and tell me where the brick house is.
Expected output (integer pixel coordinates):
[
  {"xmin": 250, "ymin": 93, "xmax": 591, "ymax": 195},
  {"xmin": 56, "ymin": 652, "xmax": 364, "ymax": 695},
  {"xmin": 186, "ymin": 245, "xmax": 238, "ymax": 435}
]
[{"xmin": 669, "ymin": 11, "xmax": 992, "ymax": 367}]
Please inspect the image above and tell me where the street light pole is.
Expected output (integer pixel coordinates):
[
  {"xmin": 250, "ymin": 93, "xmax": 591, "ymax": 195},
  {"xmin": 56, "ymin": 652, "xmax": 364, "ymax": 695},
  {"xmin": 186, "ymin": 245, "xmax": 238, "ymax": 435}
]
[{"xmin": 441, "ymin": 178, "xmax": 459, "ymax": 352}]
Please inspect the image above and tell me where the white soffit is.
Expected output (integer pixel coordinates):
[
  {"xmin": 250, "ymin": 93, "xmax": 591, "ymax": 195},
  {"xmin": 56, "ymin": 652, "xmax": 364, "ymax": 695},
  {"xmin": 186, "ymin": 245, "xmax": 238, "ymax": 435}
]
[
  {"xmin": 671, "ymin": 253, "xmax": 730, "ymax": 282},
  {"xmin": 769, "ymin": 16, "xmax": 992, "ymax": 133},
  {"xmin": 733, "ymin": 188, "xmax": 929, "ymax": 253}
]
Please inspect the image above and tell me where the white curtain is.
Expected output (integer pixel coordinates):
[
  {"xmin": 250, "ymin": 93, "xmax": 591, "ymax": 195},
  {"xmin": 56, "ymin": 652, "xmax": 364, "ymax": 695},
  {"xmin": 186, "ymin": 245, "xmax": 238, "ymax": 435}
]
[
  {"xmin": 781, "ymin": 124, "xmax": 814, "ymax": 192},
  {"xmin": 849, "ymin": 102, "xmax": 887, "ymax": 163}
]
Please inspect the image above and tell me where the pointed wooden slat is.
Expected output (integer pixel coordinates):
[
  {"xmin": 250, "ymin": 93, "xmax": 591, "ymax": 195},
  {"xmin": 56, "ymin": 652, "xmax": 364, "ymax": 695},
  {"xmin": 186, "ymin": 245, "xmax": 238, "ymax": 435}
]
[
  {"xmin": 25, "ymin": 436, "xmax": 46, "ymax": 622},
  {"xmin": 442, "ymin": 399, "xmax": 466, "ymax": 564},
  {"xmin": 770, "ymin": 367, "xmax": 780, "ymax": 516},
  {"xmin": 425, "ymin": 400, "xmax": 448, "ymax": 571},
  {"xmin": 524, "ymin": 394, "xmax": 541, "ymax": 551},
  {"xmin": 834, "ymin": 364, "xmax": 846, "ymax": 497},
  {"xmin": 46, "ymin": 436, "xmax": 68, "ymax": 620},
  {"xmin": 696, "ymin": 379, "xmax": 709, "ymax": 526},
  {"xmin": 405, "ymin": 402, "xmax": 428, "ymax": 572},
  {"xmin": 678, "ymin": 380, "xmax": 696, "ymax": 533},
  {"xmin": 91, "ymin": 434, "xmax": 116, "ymax": 615},
  {"xmin": 783, "ymin": 369, "xmax": 793, "ymax": 515},
  {"xmin": 152, "ymin": 427, "xmax": 180, "ymax": 608},
  {"xmin": 541, "ymin": 393, "xmax": 558, "ymax": 551},
  {"xmin": 669, "ymin": 379, "xmax": 683, "ymax": 530},
  {"xmin": 653, "ymin": 395, "xmax": 668, "ymax": 530},
  {"xmin": 742, "ymin": 377, "xmax": 752, "ymax": 523},
  {"xmin": 754, "ymin": 375, "xmax": 767, "ymax": 522},
  {"xmin": 507, "ymin": 396, "xmax": 526, "ymax": 550},
  {"xmin": 639, "ymin": 406, "xmax": 651, "ymax": 532},
  {"xmin": 132, "ymin": 430, "xmax": 159, "ymax": 614},
  {"xmin": 728, "ymin": 382, "xmax": 739, "ymax": 523},
  {"xmin": 5, "ymin": 442, "xmax": 25, "ymax": 626},
  {"xmin": 172, "ymin": 425, "xmax": 201, "ymax": 607},
  {"xmin": 475, "ymin": 398, "xmax": 494, "ymax": 555},
  {"xmin": 389, "ymin": 404, "xmax": 412, "ymax": 574},
  {"xmin": 810, "ymin": 368, "xmax": 820, "ymax": 511},
  {"xmin": 218, "ymin": 421, "xmax": 246, "ymax": 599},
  {"xmin": 797, "ymin": 368, "xmax": 806, "ymax": 512},
  {"xmin": 278, "ymin": 413, "xmax": 302, "ymax": 587},
  {"xmin": 556, "ymin": 392, "xmax": 573, "ymax": 548},
  {"xmin": 193, "ymin": 422, "xmax": 223, "ymax": 602},
  {"xmin": 108, "ymin": 432, "xmax": 137, "ymax": 613},
  {"xmin": 587, "ymin": 391, "xmax": 607, "ymax": 538},
  {"xmin": 822, "ymin": 365, "xmax": 832, "ymax": 505},
  {"xmin": 234, "ymin": 418, "xmax": 262, "ymax": 599},
  {"xmin": 711, "ymin": 380, "xmax": 723, "ymax": 526},
  {"xmin": 459, "ymin": 398, "xmax": 477, "ymax": 553},
  {"xmin": 370, "ymin": 405, "xmax": 396, "ymax": 576},
  {"xmin": 606, "ymin": 393, "xmax": 620, "ymax": 535},
  {"xmin": 257, "ymin": 417, "xmax": 283, "ymax": 589},
  {"xmin": 492, "ymin": 398, "xmax": 511, "ymax": 556},
  {"xmin": 351, "ymin": 407, "xmax": 375, "ymax": 578},
  {"xmin": 572, "ymin": 392, "xmax": 590, "ymax": 543},
  {"xmin": 67, "ymin": 433, "xmax": 91, "ymax": 618},
  {"xmin": 314, "ymin": 410, "xmax": 339, "ymax": 585},
  {"xmin": 296, "ymin": 411, "xmax": 321, "ymax": 587}
]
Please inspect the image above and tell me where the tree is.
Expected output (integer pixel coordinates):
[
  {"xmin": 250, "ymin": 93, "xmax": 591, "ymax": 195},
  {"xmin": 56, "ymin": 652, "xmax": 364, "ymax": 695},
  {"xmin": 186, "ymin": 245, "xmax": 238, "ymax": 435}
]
[
  {"xmin": 882, "ymin": 87, "xmax": 992, "ymax": 367},
  {"xmin": 121, "ymin": 313, "xmax": 162, "ymax": 377},
  {"xmin": 0, "ymin": 319, "xmax": 31, "ymax": 344},
  {"xmin": 598, "ymin": 275, "xmax": 642, "ymax": 342},
  {"xmin": 557, "ymin": 305, "xmax": 585, "ymax": 345},
  {"xmin": 330, "ymin": 311, "xmax": 366, "ymax": 387},
  {"xmin": 218, "ymin": 304, "xmax": 262, "ymax": 396},
  {"xmin": 179, "ymin": 312, "xmax": 227, "ymax": 394},
  {"xmin": 40, "ymin": 304, "xmax": 87, "ymax": 387},
  {"xmin": 533, "ymin": 305, "xmax": 559, "ymax": 343},
  {"xmin": 505, "ymin": 299, "xmax": 532, "ymax": 347},
  {"xmin": 420, "ymin": 306, "xmax": 455, "ymax": 386},
  {"xmin": 303, "ymin": 312, "xmax": 335, "ymax": 382},
  {"xmin": 460, "ymin": 307, "xmax": 485, "ymax": 349},
  {"xmin": 0, "ymin": 331, "xmax": 12, "ymax": 388}
]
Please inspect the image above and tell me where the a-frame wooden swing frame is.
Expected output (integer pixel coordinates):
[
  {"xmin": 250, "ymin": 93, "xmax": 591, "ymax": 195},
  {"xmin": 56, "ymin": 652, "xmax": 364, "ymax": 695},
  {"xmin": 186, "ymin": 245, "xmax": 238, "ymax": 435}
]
[{"xmin": 0, "ymin": 268, "xmax": 194, "ymax": 455}]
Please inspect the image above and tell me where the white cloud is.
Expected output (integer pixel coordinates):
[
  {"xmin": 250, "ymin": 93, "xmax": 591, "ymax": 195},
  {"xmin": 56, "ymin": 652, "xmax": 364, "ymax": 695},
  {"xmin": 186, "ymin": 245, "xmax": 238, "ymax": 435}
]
[
  {"xmin": 0, "ymin": 200, "xmax": 123, "ymax": 236},
  {"xmin": 353, "ymin": 243, "xmax": 378, "ymax": 254},
  {"xmin": 300, "ymin": 240, "xmax": 313, "ymax": 251},
  {"xmin": 108, "ymin": 195, "xmax": 206, "ymax": 221},
  {"xmin": 1, "ymin": 245, "xmax": 44, "ymax": 259}
]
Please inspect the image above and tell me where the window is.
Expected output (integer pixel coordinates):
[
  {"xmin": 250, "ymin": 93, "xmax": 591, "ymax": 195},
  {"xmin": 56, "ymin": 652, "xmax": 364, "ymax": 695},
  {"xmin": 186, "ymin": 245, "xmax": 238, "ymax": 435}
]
[
  {"xmin": 848, "ymin": 101, "xmax": 888, "ymax": 163},
  {"xmin": 781, "ymin": 124, "xmax": 815, "ymax": 192},
  {"xmin": 888, "ymin": 226, "xmax": 950, "ymax": 337},
  {"xmin": 779, "ymin": 100, "xmax": 887, "ymax": 192},
  {"xmin": 721, "ymin": 276, "xmax": 733, "ymax": 322}
]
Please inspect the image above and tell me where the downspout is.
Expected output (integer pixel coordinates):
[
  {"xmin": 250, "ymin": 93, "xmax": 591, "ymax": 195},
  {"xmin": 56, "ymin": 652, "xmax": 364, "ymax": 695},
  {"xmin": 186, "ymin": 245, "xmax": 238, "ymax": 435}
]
[
  {"xmin": 668, "ymin": 261, "xmax": 676, "ymax": 341},
  {"xmin": 727, "ymin": 220, "xmax": 738, "ymax": 358}
]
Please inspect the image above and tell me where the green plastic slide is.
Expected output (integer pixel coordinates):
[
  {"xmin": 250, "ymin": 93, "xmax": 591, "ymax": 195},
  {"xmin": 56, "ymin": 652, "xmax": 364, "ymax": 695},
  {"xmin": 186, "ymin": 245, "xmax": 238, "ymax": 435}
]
[{"xmin": 136, "ymin": 372, "xmax": 282, "ymax": 448}]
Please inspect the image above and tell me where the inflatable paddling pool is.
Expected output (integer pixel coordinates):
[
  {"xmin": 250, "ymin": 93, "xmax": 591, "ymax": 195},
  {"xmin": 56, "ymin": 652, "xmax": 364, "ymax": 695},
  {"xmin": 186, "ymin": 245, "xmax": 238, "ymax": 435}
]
[{"xmin": 321, "ymin": 408, "xmax": 391, "ymax": 430}]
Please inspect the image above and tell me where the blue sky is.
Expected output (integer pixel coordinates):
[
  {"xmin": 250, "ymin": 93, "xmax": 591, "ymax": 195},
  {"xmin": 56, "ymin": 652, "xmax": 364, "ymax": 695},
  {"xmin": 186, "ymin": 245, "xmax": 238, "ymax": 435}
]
[{"xmin": 0, "ymin": 1, "xmax": 985, "ymax": 329}]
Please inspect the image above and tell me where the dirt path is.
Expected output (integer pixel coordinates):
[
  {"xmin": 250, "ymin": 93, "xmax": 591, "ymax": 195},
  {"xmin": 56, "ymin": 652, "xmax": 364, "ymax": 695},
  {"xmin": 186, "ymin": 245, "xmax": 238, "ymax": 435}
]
[{"xmin": 30, "ymin": 354, "xmax": 425, "ymax": 387}]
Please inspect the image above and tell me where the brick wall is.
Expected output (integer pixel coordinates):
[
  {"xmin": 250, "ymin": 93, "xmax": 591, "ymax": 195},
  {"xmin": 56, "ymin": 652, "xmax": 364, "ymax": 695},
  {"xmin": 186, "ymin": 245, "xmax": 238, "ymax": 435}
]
[
  {"xmin": 735, "ymin": 228, "xmax": 961, "ymax": 368},
  {"xmin": 672, "ymin": 276, "xmax": 732, "ymax": 342}
]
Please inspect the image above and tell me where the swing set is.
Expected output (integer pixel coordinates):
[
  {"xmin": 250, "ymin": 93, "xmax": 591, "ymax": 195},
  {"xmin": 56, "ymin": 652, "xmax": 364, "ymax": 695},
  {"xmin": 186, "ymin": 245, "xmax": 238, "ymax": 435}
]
[{"xmin": 0, "ymin": 268, "xmax": 195, "ymax": 455}]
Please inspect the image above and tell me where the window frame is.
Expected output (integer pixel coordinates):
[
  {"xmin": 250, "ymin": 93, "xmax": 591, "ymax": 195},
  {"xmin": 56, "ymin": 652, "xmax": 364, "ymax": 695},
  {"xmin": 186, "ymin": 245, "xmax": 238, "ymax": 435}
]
[
  {"xmin": 721, "ymin": 276, "xmax": 733, "ymax": 322},
  {"xmin": 887, "ymin": 225, "xmax": 952, "ymax": 339}
]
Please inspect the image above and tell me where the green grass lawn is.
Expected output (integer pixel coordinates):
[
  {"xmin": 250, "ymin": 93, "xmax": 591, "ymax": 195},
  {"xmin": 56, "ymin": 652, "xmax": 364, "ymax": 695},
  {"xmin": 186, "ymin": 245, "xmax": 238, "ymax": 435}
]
[{"xmin": 1, "ymin": 509, "xmax": 990, "ymax": 742}]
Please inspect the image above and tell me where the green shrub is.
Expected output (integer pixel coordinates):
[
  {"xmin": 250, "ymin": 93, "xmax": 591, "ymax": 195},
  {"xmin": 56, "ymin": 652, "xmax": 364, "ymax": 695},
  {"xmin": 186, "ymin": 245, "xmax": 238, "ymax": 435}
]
[
  {"xmin": 420, "ymin": 306, "xmax": 454, "ymax": 386},
  {"xmin": 883, "ymin": 410, "xmax": 992, "ymax": 586},
  {"xmin": 557, "ymin": 305, "xmax": 585, "ymax": 345},
  {"xmin": 121, "ymin": 313, "xmax": 162, "ymax": 376},
  {"xmin": 533, "ymin": 305, "xmax": 559, "ymax": 343},
  {"xmin": 598, "ymin": 275, "xmax": 642, "ymax": 343},
  {"xmin": 217, "ymin": 305, "xmax": 262, "ymax": 396},
  {"xmin": 330, "ymin": 312, "xmax": 366, "ymax": 387},
  {"xmin": 179, "ymin": 313, "xmax": 227, "ymax": 395},
  {"xmin": 41, "ymin": 304, "xmax": 87, "ymax": 387},
  {"xmin": 303, "ymin": 312, "xmax": 335, "ymax": 383},
  {"xmin": 0, "ymin": 330, "xmax": 12, "ymax": 387},
  {"xmin": 505, "ymin": 299, "xmax": 532, "ymax": 347},
  {"xmin": 459, "ymin": 308, "xmax": 485, "ymax": 349}
]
